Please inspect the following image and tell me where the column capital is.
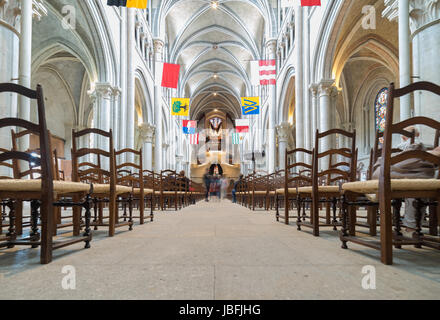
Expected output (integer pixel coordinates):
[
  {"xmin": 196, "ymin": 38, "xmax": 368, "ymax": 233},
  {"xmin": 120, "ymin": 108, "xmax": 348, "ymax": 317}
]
[
  {"xmin": 409, "ymin": 0, "xmax": 440, "ymax": 34},
  {"xmin": 153, "ymin": 38, "xmax": 165, "ymax": 54},
  {"xmin": 88, "ymin": 83, "xmax": 113, "ymax": 100},
  {"xmin": 138, "ymin": 123, "xmax": 155, "ymax": 143},
  {"xmin": 276, "ymin": 122, "xmax": 293, "ymax": 143},
  {"xmin": 310, "ymin": 83, "xmax": 319, "ymax": 96},
  {"xmin": 318, "ymin": 79, "xmax": 336, "ymax": 97},
  {"xmin": 265, "ymin": 39, "xmax": 278, "ymax": 55},
  {"xmin": 383, "ymin": 0, "xmax": 440, "ymax": 34}
]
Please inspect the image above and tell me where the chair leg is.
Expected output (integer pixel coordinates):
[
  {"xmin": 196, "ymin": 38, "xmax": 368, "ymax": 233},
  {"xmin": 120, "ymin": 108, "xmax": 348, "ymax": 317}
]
[
  {"xmin": 83, "ymin": 194, "xmax": 92, "ymax": 249},
  {"xmin": 6, "ymin": 200, "xmax": 16, "ymax": 248},
  {"xmin": 109, "ymin": 194, "xmax": 116, "ymax": 237},
  {"xmin": 30, "ymin": 200, "xmax": 41, "ymax": 248},
  {"xmin": 15, "ymin": 200, "xmax": 23, "ymax": 236},
  {"xmin": 73, "ymin": 195, "xmax": 81, "ymax": 236},
  {"xmin": 340, "ymin": 195, "xmax": 348, "ymax": 249},
  {"xmin": 379, "ymin": 197, "xmax": 393, "ymax": 265},
  {"xmin": 392, "ymin": 199, "xmax": 402, "ymax": 249}
]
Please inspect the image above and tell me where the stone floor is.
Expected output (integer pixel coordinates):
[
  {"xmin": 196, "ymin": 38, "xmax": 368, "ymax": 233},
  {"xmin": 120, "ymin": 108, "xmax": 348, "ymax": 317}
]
[{"xmin": 0, "ymin": 201, "xmax": 439, "ymax": 300}]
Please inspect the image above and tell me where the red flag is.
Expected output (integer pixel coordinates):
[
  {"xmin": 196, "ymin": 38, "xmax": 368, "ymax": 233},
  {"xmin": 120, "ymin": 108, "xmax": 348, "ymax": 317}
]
[
  {"xmin": 258, "ymin": 60, "xmax": 276, "ymax": 85},
  {"xmin": 160, "ymin": 63, "xmax": 180, "ymax": 89},
  {"xmin": 301, "ymin": 0, "xmax": 321, "ymax": 6}
]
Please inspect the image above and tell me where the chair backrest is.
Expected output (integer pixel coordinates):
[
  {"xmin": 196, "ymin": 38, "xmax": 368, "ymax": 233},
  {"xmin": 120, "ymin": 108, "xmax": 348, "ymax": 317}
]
[
  {"xmin": 380, "ymin": 81, "xmax": 440, "ymax": 189},
  {"xmin": 0, "ymin": 147, "xmax": 13, "ymax": 180},
  {"xmin": 0, "ymin": 83, "xmax": 54, "ymax": 201},
  {"xmin": 11, "ymin": 128, "xmax": 60, "ymax": 179},
  {"xmin": 313, "ymin": 129, "xmax": 356, "ymax": 187},
  {"xmin": 115, "ymin": 148, "xmax": 143, "ymax": 191},
  {"xmin": 143, "ymin": 169, "xmax": 159, "ymax": 192},
  {"xmin": 285, "ymin": 148, "xmax": 314, "ymax": 189},
  {"xmin": 71, "ymin": 128, "xmax": 115, "ymax": 188},
  {"xmin": 160, "ymin": 170, "xmax": 177, "ymax": 193}
]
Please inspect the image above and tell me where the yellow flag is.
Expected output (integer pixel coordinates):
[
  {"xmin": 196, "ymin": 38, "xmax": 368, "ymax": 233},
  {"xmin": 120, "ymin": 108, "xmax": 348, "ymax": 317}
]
[
  {"xmin": 171, "ymin": 98, "xmax": 190, "ymax": 116},
  {"xmin": 126, "ymin": 0, "xmax": 148, "ymax": 9}
]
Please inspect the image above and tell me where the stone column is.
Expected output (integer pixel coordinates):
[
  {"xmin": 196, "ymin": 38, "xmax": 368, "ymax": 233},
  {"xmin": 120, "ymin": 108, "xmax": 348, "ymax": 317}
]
[
  {"xmin": 126, "ymin": 8, "xmax": 136, "ymax": 163},
  {"xmin": 295, "ymin": 4, "xmax": 304, "ymax": 163},
  {"xmin": 18, "ymin": 0, "xmax": 33, "ymax": 124},
  {"xmin": 266, "ymin": 39, "xmax": 277, "ymax": 173},
  {"xmin": 383, "ymin": 0, "xmax": 440, "ymax": 141},
  {"xmin": 310, "ymin": 84, "xmax": 318, "ymax": 148},
  {"xmin": 276, "ymin": 122, "xmax": 292, "ymax": 170},
  {"xmin": 89, "ymin": 83, "xmax": 112, "ymax": 169},
  {"xmin": 138, "ymin": 123, "xmax": 155, "ymax": 171},
  {"xmin": 409, "ymin": 0, "xmax": 440, "ymax": 141},
  {"xmin": 162, "ymin": 143, "xmax": 169, "ymax": 170},
  {"xmin": 399, "ymin": 0, "xmax": 411, "ymax": 120},
  {"xmin": 110, "ymin": 87, "xmax": 121, "ymax": 150},
  {"xmin": 0, "ymin": 0, "xmax": 20, "ymax": 156},
  {"xmin": 303, "ymin": 7, "xmax": 311, "ymax": 159},
  {"xmin": 153, "ymin": 39, "xmax": 164, "ymax": 172},
  {"xmin": 119, "ymin": 7, "xmax": 127, "ymax": 151},
  {"xmin": 318, "ymin": 80, "xmax": 335, "ymax": 169}
]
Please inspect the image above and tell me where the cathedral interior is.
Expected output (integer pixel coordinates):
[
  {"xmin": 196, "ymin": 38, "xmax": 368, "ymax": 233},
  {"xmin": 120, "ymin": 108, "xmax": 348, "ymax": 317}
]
[{"xmin": 0, "ymin": 0, "xmax": 439, "ymax": 301}]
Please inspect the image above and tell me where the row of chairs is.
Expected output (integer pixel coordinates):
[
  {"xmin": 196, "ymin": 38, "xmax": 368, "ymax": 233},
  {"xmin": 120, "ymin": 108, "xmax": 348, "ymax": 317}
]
[
  {"xmin": 236, "ymin": 81, "xmax": 440, "ymax": 265},
  {"xmin": 0, "ymin": 83, "xmax": 204, "ymax": 264}
]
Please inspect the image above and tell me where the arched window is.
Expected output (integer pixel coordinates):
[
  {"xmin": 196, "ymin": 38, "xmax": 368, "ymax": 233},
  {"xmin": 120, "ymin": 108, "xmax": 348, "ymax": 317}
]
[{"xmin": 375, "ymin": 87, "xmax": 389, "ymax": 135}]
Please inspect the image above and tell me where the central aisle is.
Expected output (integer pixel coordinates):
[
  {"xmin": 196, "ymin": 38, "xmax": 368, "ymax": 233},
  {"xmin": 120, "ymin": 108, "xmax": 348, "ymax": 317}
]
[{"xmin": 1, "ymin": 201, "xmax": 439, "ymax": 299}]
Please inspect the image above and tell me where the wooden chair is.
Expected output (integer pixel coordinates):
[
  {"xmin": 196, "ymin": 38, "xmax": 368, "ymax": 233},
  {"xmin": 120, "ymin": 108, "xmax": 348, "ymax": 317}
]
[
  {"xmin": 275, "ymin": 148, "xmax": 313, "ymax": 225},
  {"xmin": 0, "ymin": 147, "xmax": 13, "ymax": 235},
  {"xmin": 0, "ymin": 83, "xmax": 92, "ymax": 264},
  {"xmin": 10, "ymin": 129, "xmax": 71, "ymax": 235},
  {"xmin": 71, "ymin": 128, "xmax": 132, "ymax": 237},
  {"xmin": 341, "ymin": 81, "xmax": 440, "ymax": 265},
  {"xmin": 115, "ymin": 148, "xmax": 154, "ymax": 224},
  {"xmin": 160, "ymin": 170, "xmax": 178, "ymax": 211},
  {"xmin": 297, "ymin": 129, "xmax": 356, "ymax": 236},
  {"xmin": 143, "ymin": 170, "xmax": 160, "ymax": 212},
  {"xmin": 266, "ymin": 170, "xmax": 284, "ymax": 211}
]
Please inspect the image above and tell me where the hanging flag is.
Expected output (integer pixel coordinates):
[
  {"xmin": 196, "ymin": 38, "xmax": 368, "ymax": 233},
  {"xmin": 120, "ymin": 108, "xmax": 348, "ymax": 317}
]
[
  {"xmin": 183, "ymin": 120, "xmax": 197, "ymax": 134},
  {"xmin": 250, "ymin": 60, "xmax": 276, "ymax": 86},
  {"xmin": 155, "ymin": 62, "xmax": 180, "ymax": 89},
  {"xmin": 107, "ymin": 0, "xmax": 148, "ymax": 9},
  {"xmin": 235, "ymin": 119, "xmax": 250, "ymax": 133},
  {"xmin": 281, "ymin": 0, "xmax": 321, "ymax": 6},
  {"xmin": 301, "ymin": 0, "xmax": 321, "ymax": 6},
  {"xmin": 241, "ymin": 97, "xmax": 260, "ymax": 115},
  {"xmin": 189, "ymin": 133, "xmax": 199, "ymax": 145},
  {"xmin": 171, "ymin": 98, "xmax": 190, "ymax": 116},
  {"xmin": 232, "ymin": 133, "xmax": 241, "ymax": 145}
]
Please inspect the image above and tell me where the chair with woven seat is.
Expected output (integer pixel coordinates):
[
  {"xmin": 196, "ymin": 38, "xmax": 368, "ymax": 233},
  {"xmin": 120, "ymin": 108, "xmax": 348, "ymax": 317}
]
[
  {"xmin": 275, "ymin": 148, "xmax": 313, "ymax": 225},
  {"xmin": 297, "ymin": 129, "xmax": 356, "ymax": 236},
  {"xmin": 265, "ymin": 170, "xmax": 284, "ymax": 211},
  {"xmin": 250, "ymin": 172, "xmax": 270, "ymax": 211},
  {"xmin": 71, "ymin": 128, "xmax": 132, "ymax": 237},
  {"xmin": 0, "ymin": 83, "xmax": 92, "ymax": 264},
  {"xmin": 340, "ymin": 81, "xmax": 440, "ymax": 265},
  {"xmin": 115, "ymin": 148, "xmax": 154, "ymax": 224},
  {"xmin": 159, "ymin": 170, "xmax": 178, "ymax": 211},
  {"xmin": 143, "ymin": 169, "xmax": 160, "ymax": 212}
]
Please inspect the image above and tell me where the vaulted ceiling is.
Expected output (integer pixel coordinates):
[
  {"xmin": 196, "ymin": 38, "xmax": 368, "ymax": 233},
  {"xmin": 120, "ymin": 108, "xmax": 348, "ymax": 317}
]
[{"xmin": 154, "ymin": 0, "xmax": 277, "ymax": 120}]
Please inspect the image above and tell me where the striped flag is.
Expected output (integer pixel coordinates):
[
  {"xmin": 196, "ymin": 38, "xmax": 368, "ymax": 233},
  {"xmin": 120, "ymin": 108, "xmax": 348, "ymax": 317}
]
[
  {"xmin": 232, "ymin": 133, "xmax": 241, "ymax": 145},
  {"xmin": 281, "ymin": 0, "xmax": 321, "ymax": 6},
  {"xmin": 250, "ymin": 60, "xmax": 276, "ymax": 86},
  {"xmin": 107, "ymin": 0, "xmax": 148, "ymax": 9},
  {"xmin": 235, "ymin": 119, "xmax": 249, "ymax": 133},
  {"xmin": 183, "ymin": 120, "xmax": 197, "ymax": 134},
  {"xmin": 189, "ymin": 133, "xmax": 199, "ymax": 145}
]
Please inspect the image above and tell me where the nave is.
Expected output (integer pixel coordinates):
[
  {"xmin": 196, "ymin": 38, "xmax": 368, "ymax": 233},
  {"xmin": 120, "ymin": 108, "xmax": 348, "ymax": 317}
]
[{"xmin": 0, "ymin": 201, "xmax": 439, "ymax": 300}]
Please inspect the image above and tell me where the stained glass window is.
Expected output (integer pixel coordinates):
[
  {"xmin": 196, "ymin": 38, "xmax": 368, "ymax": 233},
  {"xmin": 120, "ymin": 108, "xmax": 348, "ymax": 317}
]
[{"xmin": 375, "ymin": 87, "xmax": 389, "ymax": 135}]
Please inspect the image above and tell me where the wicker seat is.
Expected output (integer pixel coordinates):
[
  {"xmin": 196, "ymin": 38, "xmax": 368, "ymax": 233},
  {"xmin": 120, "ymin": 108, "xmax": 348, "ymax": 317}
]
[
  {"xmin": 0, "ymin": 180, "xmax": 91, "ymax": 194},
  {"xmin": 91, "ymin": 184, "xmax": 132, "ymax": 195},
  {"xmin": 276, "ymin": 188, "xmax": 297, "ymax": 194},
  {"xmin": 343, "ymin": 179, "xmax": 440, "ymax": 194},
  {"xmin": 298, "ymin": 186, "xmax": 340, "ymax": 194},
  {"xmin": 133, "ymin": 188, "xmax": 154, "ymax": 195}
]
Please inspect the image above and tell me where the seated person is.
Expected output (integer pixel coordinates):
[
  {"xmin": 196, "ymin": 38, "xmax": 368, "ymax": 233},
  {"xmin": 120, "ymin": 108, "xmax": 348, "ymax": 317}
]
[{"xmin": 372, "ymin": 126, "xmax": 440, "ymax": 237}]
